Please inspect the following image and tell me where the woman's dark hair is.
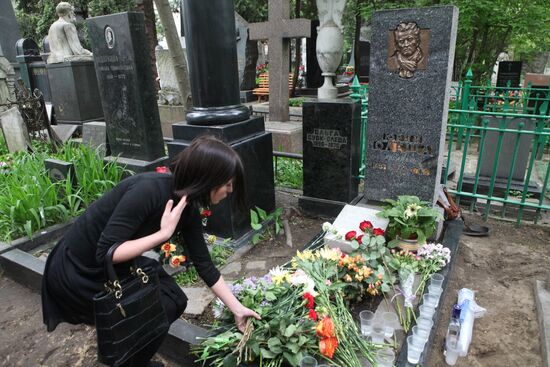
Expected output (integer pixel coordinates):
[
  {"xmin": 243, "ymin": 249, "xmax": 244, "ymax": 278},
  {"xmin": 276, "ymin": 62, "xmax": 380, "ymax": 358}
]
[{"xmin": 170, "ymin": 135, "xmax": 246, "ymax": 210}]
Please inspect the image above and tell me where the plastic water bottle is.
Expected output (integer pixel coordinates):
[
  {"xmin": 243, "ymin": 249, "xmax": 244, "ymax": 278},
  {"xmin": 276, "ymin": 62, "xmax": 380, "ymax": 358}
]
[{"xmin": 444, "ymin": 304, "xmax": 461, "ymax": 365}]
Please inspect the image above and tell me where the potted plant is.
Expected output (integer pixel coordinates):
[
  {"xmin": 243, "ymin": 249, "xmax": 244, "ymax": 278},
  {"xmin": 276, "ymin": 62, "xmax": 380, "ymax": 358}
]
[{"xmin": 377, "ymin": 195, "xmax": 443, "ymax": 250}]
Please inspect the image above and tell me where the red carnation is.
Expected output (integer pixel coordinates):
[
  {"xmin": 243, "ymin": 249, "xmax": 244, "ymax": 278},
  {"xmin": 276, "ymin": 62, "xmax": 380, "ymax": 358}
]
[
  {"xmin": 156, "ymin": 166, "xmax": 169, "ymax": 173},
  {"xmin": 200, "ymin": 209, "xmax": 212, "ymax": 218},
  {"xmin": 373, "ymin": 228, "xmax": 385, "ymax": 236},
  {"xmin": 309, "ymin": 309, "xmax": 318, "ymax": 321},
  {"xmin": 359, "ymin": 221, "xmax": 373, "ymax": 232},
  {"xmin": 303, "ymin": 292, "xmax": 315, "ymax": 309},
  {"xmin": 345, "ymin": 231, "xmax": 357, "ymax": 241},
  {"xmin": 356, "ymin": 234, "xmax": 363, "ymax": 244}
]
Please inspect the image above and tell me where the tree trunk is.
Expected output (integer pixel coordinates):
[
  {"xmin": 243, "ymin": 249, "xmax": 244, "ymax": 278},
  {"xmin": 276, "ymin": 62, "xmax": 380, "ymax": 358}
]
[
  {"xmin": 154, "ymin": 0, "xmax": 192, "ymax": 110},
  {"xmin": 291, "ymin": 0, "xmax": 302, "ymax": 97},
  {"xmin": 136, "ymin": 0, "xmax": 160, "ymax": 91}
]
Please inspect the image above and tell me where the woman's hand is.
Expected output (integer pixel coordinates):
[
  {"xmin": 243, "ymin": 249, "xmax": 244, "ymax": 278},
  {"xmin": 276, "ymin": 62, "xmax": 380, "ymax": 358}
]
[
  {"xmin": 159, "ymin": 196, "xmax": 187, "ymax": 241},
  {"xmin": 233, "ymin": 304, "xmax": 261, "ymax": 333}
]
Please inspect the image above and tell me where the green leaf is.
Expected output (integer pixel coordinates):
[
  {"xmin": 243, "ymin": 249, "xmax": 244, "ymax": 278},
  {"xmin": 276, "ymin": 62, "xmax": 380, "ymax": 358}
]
[
  {"xmin": 267, "ymin": 337, "xmax": 283, "ymax": 353},
  {"xmin": 265, "ymin": 291, "xmax": 277, "ymax": 301},
  {"xmin": 252, "ymin": 233, "xmax": 262, "ymax": 245},
  {"xmin": 284, "ymin": 351, "xmax": 301, "ymax": 367},
  {"xmin": 260, "ymin": 347, "xmax": 277, "ymax": 358},
  {"xmin": 250, "ymin": 209, "xmax": 259, "ymax": 224},
  {"xmin": 222, "ymin": 354, "xmax": 237, "ymax": 367},
  {"xmin": 388, "ymin": 238, "xmax": 400, "ymax": 248},
  {"xmin": 255, "ymin": 206, "xmax": 267, "ymax": 220},
  {"xmin": 286, "ymin": 341, "xmax": 300, "ymax": 354},
  {"xmin": 376, "ymin": 235, "xmax": 386, "ymax": 245},
  {"xmin": 251, "ymin": 222, "xmax": 262, "ymax": 230},
  {"xmin": 350, "ymin": 240, "xmax": 359, "ymax": 250},
  {"xmin": 284, "ymin": 324, "xmax": 297, "ymax": 337},
  {"xmin": 381, "ymin": 283, "xmax": 391, "ymax": 292}
]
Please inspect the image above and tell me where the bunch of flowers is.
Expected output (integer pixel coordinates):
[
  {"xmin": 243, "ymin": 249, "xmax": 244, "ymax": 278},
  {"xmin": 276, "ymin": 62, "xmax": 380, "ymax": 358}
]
[
  {"xmin": 159, "ymin": 242, "xmax": 187, "ymax": 268},
  {"xmin": 418, "ymin": 242, "xmax": 451, "ymax": 272}
]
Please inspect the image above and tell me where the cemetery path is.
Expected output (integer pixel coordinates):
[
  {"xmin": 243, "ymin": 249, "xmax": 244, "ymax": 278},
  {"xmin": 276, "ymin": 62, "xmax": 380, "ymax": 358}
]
[{"xmin": 426, "ymin": 213, "xmax": 550, "ymax": 367}]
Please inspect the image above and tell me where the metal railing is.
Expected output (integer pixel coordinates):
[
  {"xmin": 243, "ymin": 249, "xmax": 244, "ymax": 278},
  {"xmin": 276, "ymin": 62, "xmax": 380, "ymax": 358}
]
[{"xmin": 350, "ymin": 76, "xmax": 369, "ymax": 179}]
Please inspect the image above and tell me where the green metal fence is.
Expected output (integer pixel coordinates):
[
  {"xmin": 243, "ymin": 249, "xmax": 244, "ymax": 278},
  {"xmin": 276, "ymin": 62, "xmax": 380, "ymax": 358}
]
[
  {"xmin": 445, "ymin": 69, "xmax": 550, "ymax": 225},
  {"xmin": 350, "ymin": 76, "xmax": 369, "ymax": 179}
]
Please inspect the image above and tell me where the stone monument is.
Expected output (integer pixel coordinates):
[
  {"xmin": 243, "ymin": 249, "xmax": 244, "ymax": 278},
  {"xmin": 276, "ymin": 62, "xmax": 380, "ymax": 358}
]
[
  {"xmin": 47, "ymin": 2, "xmax": 92, "ymax": 64},
  {"xmin": 15, "ymin": 38, "xmax": 52, "ymax": 102},
  {"xmin": 315, "ymin": 0, "xmax": 347, "ymax": 100},
  {"xmin": 249, "ymin": 0, "xmax": 311, "ymax": 123},
  {"xmin": 87, "ymin": 12, "xmax": 167, "ymax": 172},
  {"xmin": 0, "ymin": 0, "xmax": 22, "ymax": 64},
  {"xmin": 363, "ymin": 6, "xmax": 458, "ymax": 204},
  {"xmin": 46, "ymin": 2, "xmax": 102, "ymax": 125},
  {"xmin": 167, "ymin": 0, "xmax": 275, "ymax": 239},
  {"xmin": 0, "ymin": 53, "xmax": 15, "ymax": 112}
]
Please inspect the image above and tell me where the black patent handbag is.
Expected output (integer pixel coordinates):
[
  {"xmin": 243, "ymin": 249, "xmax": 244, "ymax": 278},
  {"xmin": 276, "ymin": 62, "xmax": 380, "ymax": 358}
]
[{"xmin": 93, "ymin": 244, "xmax": 170, "ymax": 367}]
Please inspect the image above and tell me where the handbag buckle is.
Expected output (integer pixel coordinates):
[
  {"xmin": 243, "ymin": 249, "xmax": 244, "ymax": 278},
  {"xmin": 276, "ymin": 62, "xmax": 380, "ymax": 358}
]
[
  {"xmin": 113, "ymin": 280, "xmax": 123, "ymax": 299},
  {"xmin": 136, "ymin": 268, "xmax": 149, "ymax": 284}
]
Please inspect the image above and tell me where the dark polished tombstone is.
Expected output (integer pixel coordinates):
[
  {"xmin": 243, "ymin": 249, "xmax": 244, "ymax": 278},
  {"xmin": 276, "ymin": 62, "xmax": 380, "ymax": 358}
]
[
  {"xmin": 299, "ymin": 99, "xmax": 362, "ymax": 217},
  {"xmin": 87, "ymin": 12, "xmax": 167, "ymax": 172},
  {"xmin": 0, "ymin": 0, "xmax": 22, "ymax": 64},
  {"xmin": 167, "ymin": 0, "xmax": 275, "ymax": 239},
  {"xmin": 305, "ymin": 20, "xmax": 323, "ymax": 89},
  {"xmin": 44, "ymin": 158, "xmax": 77, "ymax": 187},
  {"xmin": 496, "ymin": 61, "xmax": 522, "ymax": 88},
  {"xmin": 15, "ymin": 39, "xmax": 52, "ymax": 102},
  {"xmin": 364, "ymin": 6, "xmax": 458, "ymax": 204},
  {"xmin": 357, "ymin": 40, "xmax": 370, "ymax": 83}
]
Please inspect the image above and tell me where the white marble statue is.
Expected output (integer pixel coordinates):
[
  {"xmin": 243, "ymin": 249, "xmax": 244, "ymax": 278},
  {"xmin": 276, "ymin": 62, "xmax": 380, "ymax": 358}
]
[
  {"xmin": 47, "ymin": 2, "xmax": 92, "ymax": 64},
  {"xmin": 316, "ymin": 0, "xmax": 347, "ymax": 100}
]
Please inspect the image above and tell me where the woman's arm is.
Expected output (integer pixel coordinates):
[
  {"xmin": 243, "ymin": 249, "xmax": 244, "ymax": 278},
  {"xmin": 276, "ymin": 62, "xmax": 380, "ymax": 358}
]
[
  {"xmin": 210, "ymin": 276, "xmax": 261, "ymax": 332},
  {"xmin": 113, "ymin": 197, "xmax": 187, "ymax": 263}
]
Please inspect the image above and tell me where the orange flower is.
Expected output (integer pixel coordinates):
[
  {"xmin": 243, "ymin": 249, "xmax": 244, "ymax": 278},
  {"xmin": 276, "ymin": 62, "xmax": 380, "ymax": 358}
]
[
  {"xmin": 319, "ymin": 337, "xmax": 338, "ymax": 358},
  {"xmin": 316, "ymin": 317, "xmax": 335, "ymax": 338},
  {"xmin": 169, "ymin": 255, "xmax": 186, "ymax": 268},
  {"xmin": 161, "ymin": 242, "xmax": 176, "ymax": 253}
]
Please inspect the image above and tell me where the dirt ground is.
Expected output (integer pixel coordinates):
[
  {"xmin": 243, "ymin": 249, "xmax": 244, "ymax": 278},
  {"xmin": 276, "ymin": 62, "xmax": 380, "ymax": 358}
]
[{"xmin": 0, "ymin": 189, "xmax": 548, "ymax": 367}]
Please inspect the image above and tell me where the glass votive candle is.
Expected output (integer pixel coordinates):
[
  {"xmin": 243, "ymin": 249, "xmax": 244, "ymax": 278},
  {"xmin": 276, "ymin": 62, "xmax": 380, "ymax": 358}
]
[
  {"xmin": 418, "ymin": 304, "xmax": 436, "ymax": 319},
  {"xmin": 423, "ymin": 293, "xmax": 439, "ymax": 309},
  {"xmin": 381, "ymin": 311, "xmax": 399, "ymax": 338},
  {"xmin": 430, "ymin": 273, "xmax": 444, "ymax": 288},
  {"xmin": 407, "ymin": 335, "xmax": 424, "ymax": 364},
  {"xmin": 374, "ymin": 348, "xmax": 395, "ymax": 367},
  {"xmin": 412, "ymin": 325, "xmax": 430, "ymax": 345},
  {"xmin": 359, "ymin": 310, "xmax": 375, "ymax": 336},
  {"xmin": 300, "ymin": 356, "xmax": 317, "ymax": 367},
  {"xmin": 445, "ymin": 337, "xmax": 461, "ymax": 365},
  {"xmin": 370, "ymin": 322, "xmax": 385, "ymax": 344}
]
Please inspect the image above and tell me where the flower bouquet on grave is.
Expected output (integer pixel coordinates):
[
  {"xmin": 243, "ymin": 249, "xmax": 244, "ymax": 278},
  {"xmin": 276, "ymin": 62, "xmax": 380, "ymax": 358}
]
[{"xmin": 377, "ymin": 195, "xmax": 443, "ymax": 250}]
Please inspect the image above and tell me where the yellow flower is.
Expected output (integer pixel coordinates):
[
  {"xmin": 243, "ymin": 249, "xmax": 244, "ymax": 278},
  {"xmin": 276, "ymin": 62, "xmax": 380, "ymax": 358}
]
[
  {"xmin": 269, "ymin": 266, "xmax": 290, "ymax": 285},
  {"xmin": 344, "ymin": 274, "xmax": 353, "ymax": 282},
  {"xmin": 169, "ymin": 255, "xmax": 186, "ymax": 268},
  {"xmin": 206, "ymin": 234, "xmax": 217, "ymax": 244},
  {"xmin": 295, "ymin": 250, "xmax": 316, "ymax": 262},
  {"xmin": 318, "ymin": 247, "xmax": 340, "ymax": 261},
  {"xmin": 161, "ymin": 242, "xmax": 177, "ymax": 254}
]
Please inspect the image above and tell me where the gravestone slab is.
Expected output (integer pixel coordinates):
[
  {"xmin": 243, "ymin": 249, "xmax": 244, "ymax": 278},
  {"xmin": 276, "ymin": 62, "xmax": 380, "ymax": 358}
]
[
  {"xmin": 87, "ymin": 12, "xmax": 167, "ymax": 171},
  {"xmin": 496, "ymin": 61, "xmax": 522, "ymax": 88},
  {"xmin": 299, "ymin": 99, "xmax": 362, "ymax": 217},
  {"xmin": 0, "ymin": 55, "xmax": 15, "ymax": 111},
  {"xmin": 235, "ymin": 12, "xmax": 249, "ymax": 89},
  {"xmin": 82, "ymin": 121, "xmax": 109, "ymax": 156},
  {"xmin": 156, "ymin": 48, "xmax": 186, "ymax": 106},
  {"xmin": 0, "ymin": 107, "xmax": 29, "ymax": 152},
  {"xmin": 364, "ymin": 6, "xmax": 458, "ymax": 204},
  {"xmin": 524, "ymin": 73, "xmax": 550, "ymax": 116},
  {"xmin": 0, "ymin": 0, "xmax": 22, "ymax": 63},
  {"xmin": 15, "ymin": 39, "xmax": 52, "ymax": 102},
  {"xmin": 357, "ymin": 24, "xmax": 372, "ymax": 83},
  {"xmin": 44, "ymin": 158, "xmax": 77, "ymax": 186},
  {"xmin": 478, "ymin": 116, "xmax": 536, "ymax": 182}
]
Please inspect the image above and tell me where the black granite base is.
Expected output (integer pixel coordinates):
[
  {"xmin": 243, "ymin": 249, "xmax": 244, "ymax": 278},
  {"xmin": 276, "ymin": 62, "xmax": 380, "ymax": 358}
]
[
  {"xmin": 461, "ymin": 175, "xmax": 542, "ymax": 199},
  {"xmin": 46, "ymin": 60, "xmax": 103, "ymax": 124},
  {"xmin": 300, "ymin": 98, "xmax": 361, "ymax": 217},
  {"xmin": 296, "ymin": 84, "xmax": 350, "ymax": 97},
  {"xmin": 240, "ymin": 90, "xmax": 255, "ymax": 103},
  {"xmin": 167, "ymin": 116, "xmax": 275, "ymax": 239},
  {"xmin": 104, "ymin": 155, "xmax": 169, "ymax": 174},
  {"xmin": 298, "ymin": 195, "xmax": 348, "ymax": 219}
]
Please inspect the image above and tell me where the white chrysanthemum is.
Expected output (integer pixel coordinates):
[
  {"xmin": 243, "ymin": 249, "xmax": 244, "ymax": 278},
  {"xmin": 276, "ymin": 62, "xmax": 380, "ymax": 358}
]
[
  {"xmin": 322, "ymin": 222, "xmax": 333, "ymax": 232},
  {"xmin": 318, "ymin": 247, "xmax": 340, "ymax": 261},
  {"xmin": 290, "ymin": 270, "xmax": 318, "ymax": 297},
  {"xmin": 269, "ymin": 266, "xmax": 290, "ymax": 285}
]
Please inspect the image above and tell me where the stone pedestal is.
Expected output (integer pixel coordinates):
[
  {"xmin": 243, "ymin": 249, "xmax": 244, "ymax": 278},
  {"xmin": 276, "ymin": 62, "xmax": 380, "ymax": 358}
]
[
  {"xmin": 299, "ymin": 99, "xmax": 361, "ymax": 217},
  {"xmin": 46, "ymin": 60, "xmax": 103, "ymax": 124},
  {"xmin": 167, "ymin": 116, "xmax": 276, "ymax": 239}
]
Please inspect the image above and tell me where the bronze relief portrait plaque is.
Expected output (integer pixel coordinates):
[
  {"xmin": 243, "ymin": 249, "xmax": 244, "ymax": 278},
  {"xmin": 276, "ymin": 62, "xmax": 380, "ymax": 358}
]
[{"xmin": 387, "ymin": 22, "xmax": 430, "ymax": 78}]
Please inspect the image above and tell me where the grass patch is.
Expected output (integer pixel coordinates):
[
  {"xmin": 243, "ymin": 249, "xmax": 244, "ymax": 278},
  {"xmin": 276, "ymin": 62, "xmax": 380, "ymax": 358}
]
[
  {"xmin": 273, "ymin": 156, "xmax": 302, "ymax": 190},
  {"xmin": 289, "ymin": 97, "xmax": 305, "ymax": 107}
]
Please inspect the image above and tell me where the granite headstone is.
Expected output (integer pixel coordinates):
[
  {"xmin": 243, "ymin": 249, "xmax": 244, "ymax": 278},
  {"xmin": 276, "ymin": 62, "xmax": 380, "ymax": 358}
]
[
  {"xmin": 87, "ymin": 12, "xmax": 167, "ymax": 171},
  {"xmin": 15, "ymin": 39, "xmax": 52, "ymax": 102},
  {"xmin": 156, "ymin": 48, "xmax": 186, "ymax": 106},
  {"xmin": 44, "ymin": 158, "xmax": 77, "ymax": 186},
  {"xmin": 357, "ymin": 24, "xmax": 372, "ymax": 83},
  {"xmin": 82, "ymin": 121, "xmax": 109, "ymax": 157},
  {"xmin": 496, "ymin": 61, "xmax": 522, "ymax": 88},
  {"xmin": 299, "ymin": 99, "xmax": 362, "ymax": 217},
  {"xmin": 0, "ymin": 55, "xmax": 15, "ymax": 112},
  {"xmin": 364, "ymin": 6, "xmax": 458, "ymax": 204},
  {"xmin": 0, "ymin": 0, "xmax": 22, "ymax": 64},
  {"xmin": 0, "ymin": 107, "xmax": 30, "ymax": 152},
  {"xmin": 524, "ymin": 73, "xmax": 550, "ymax": 115}
]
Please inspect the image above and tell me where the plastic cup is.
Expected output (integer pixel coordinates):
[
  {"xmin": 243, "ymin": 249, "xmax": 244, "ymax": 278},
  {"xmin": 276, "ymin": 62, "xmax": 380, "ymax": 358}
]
[
  {"xmin": 418, "ymin": 304, "xmax": 436, "ymax": 319},
  {"xmin": 359, "ymin": 310, "xmax": 375, "ymax": 336},
  {"xmin": 412, "ymin": 325, "xmax": 429, "ymax": 345},
  {"xmin": 416, "ymin": 316, "xmax": 434, "ymax": 332},
  {"xmin": 300, "ymin": 356, "xmax": 317, "ymax": 367},
  {"xmin": 428, "ymin": 284, "xmax": 443, "ymax": 297},
  {"xmin": 407, "ymin": 335, "xmax": 424, "ymax": 364},
  {"xmin": 423, "ymin": 293, "xmax": 439, "ymax": 309},
  {"xmin": 382, "ymin": 311, "xmax": 399, "ymax": 338},
  {"xmin": 374, "ymin": 348, "xmax": 395, "ymax": 367},
  {"xmin": 430, "ymin": 273, "xmax": 444, "ymax": 288},
  {"xmin": 370, "ymin": 322, "xmax": 385, "ymax": 343}
]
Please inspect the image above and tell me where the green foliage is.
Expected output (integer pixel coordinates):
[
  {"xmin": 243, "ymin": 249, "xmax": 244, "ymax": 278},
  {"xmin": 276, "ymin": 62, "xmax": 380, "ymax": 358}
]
[
  {"xmin": 377, "ymin": 195, "xmax": 443, "ymax": 247},
  {"xmin": 273, "ymin": 156, "xmax": 303, "ymax": 189},
  {"xmin": 173, "ymin": 267, "xmax": 198, "ymax": 286},
  {"xmin": 250, "ymin": 206, "xmax": 283, "ymax": 245},
  {"xmin": 0, "ymin": 142, "xmax": 126, "ymax": 241},
  {"xmin": 0, "ymin": 134, "xmax": 7, "ymax": 156},
  {"xmin": 288, "ymin": 97, "xmax": 305, "ymax": 107}
]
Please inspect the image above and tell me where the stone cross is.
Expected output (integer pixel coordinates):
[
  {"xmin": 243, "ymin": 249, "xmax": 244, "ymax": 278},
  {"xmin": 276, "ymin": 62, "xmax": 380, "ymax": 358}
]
[{"xmin": 249, "ymin": 0, "xmax": 311, "ymax": 122}]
